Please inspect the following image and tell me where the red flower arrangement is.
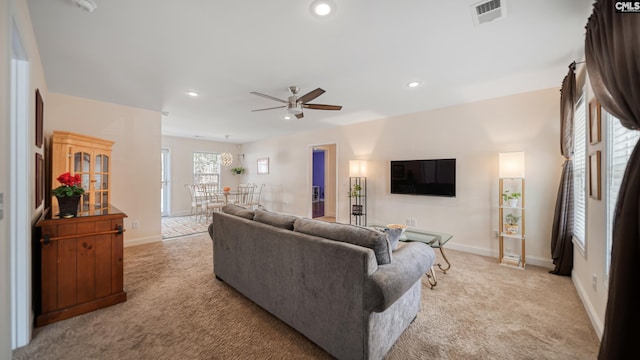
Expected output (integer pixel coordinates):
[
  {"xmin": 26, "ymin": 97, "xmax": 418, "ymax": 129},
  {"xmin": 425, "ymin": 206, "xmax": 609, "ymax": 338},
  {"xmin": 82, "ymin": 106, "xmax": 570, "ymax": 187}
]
[{"xmin": 52, "ymin": 172, "xmax": 85, "ymax": 197}]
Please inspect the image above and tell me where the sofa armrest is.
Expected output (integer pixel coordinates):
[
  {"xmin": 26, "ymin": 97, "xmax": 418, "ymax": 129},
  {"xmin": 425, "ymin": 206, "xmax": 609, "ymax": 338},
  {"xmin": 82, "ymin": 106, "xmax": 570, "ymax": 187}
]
[{"xmin": 364, "ymin": 242, "xmax": 435, "ymax": 312}]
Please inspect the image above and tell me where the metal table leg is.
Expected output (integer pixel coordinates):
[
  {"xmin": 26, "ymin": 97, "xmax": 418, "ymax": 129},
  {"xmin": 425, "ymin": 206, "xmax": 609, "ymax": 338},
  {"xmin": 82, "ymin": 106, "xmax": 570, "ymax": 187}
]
[
  {"xmin": 426, "ymin": 266, "xmax": 437, "ymax": 289},
  {"xmin": 437, "ymin": 246, "xmax": 451, "ymax": 274}
]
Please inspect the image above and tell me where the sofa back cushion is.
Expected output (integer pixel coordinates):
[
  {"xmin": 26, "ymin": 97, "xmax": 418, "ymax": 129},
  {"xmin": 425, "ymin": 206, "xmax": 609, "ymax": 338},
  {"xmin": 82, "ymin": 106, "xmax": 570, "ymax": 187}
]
[
  {"xmin": 254, "ymin": 209, "xmax": 298, "ymax": 230},
  {"xmin": 222, "ymin": 204, "xmax": 255, "ymax": 220},
  {"xmin": 293, "ymin": 218, "xmax": 392, "ymax": 265}
]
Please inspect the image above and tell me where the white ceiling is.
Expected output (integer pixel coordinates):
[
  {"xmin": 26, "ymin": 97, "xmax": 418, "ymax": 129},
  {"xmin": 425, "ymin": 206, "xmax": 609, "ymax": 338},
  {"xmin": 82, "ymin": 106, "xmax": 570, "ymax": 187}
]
[{"xmin": 27, "ymin": 0, "xmax": 592, "ymax": 144}]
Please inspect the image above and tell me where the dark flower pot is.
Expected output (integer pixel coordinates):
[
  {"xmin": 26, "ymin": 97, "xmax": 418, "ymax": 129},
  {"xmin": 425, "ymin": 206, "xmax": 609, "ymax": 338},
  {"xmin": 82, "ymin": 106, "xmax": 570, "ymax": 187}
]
[{"xmin": 56, "ymin": 195, "xmax": 81, "ymax": 217}]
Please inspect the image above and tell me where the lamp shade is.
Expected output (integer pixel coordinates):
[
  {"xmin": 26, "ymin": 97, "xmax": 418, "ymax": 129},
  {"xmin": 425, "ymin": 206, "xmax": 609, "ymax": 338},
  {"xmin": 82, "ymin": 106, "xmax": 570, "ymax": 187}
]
[
  {"xmin": 349, "ymin": 160, "xmax": 367, "ymax": 177},
  {"xmin": 499, "ymin": 152, "xmax": 525, "ymax": 178}
]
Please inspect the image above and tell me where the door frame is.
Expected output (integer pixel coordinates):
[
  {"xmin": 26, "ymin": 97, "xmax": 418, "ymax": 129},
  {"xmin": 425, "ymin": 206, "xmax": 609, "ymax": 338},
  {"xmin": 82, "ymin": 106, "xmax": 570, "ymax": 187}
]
[
  {"xmin": 10, "ymin": 16, "xmax": 31, "ymax": 349},
  {"xmin": 161, "ymin": 148, "xmax": 170, "ymax": 216},
  {"xmin": 308, "ymin": 143, "xmax": 337, "ymax": 220}
]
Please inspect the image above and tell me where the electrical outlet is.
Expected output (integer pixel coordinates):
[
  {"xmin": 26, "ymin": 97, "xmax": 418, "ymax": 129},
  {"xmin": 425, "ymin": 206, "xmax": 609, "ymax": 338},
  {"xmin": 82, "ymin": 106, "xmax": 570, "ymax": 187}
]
[
  {"xmin": 493, "ymin": 229, "xmax": 499, "ymax": 238},
  {"xmin": 132, "ymin": 220, "xmax": 139, "ymax": 229},
  {"xmin": 592, "ymin": 274, "xmax": 597, "ymax": 291},
  {"xmin": 405, "ymin": 218, "xmax": 411, "ymax": 226}
]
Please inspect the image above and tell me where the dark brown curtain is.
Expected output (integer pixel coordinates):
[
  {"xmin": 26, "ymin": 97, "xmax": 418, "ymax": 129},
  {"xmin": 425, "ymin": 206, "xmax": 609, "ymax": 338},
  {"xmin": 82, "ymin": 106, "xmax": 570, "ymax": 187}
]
[
  {"xmin": 549, "ymin": 64, "xmax": 576, "ymax": 276},
  {"xmin": 585, "ymin": 1, "xmax": 640, "ymax": 358}
]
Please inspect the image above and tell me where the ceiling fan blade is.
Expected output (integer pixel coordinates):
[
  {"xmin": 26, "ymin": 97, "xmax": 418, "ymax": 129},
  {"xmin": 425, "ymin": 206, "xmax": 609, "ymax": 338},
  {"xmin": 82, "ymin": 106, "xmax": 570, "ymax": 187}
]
[
  {"xmin": 250, "ymin": 92, "xmax": 288, "ymax": 104},
  {"xmin": 251, "ymin": 105, "xmax": 287, "ymax": 112},
  {"xmin": 297, "ymin": 88, "xmax": 325, "ymax": 104},
  {"xmin": 295, "ymin": 112, "xmax": 304, "ymax": 119},
  {"xmin": 303, "ymin": 104, "xmax": 342, "ymax": 111}
]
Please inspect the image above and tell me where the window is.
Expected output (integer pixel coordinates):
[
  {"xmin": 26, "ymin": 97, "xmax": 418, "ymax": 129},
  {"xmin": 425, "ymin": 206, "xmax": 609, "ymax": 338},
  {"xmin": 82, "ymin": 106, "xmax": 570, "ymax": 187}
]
[
  {"xmin": 606, "ymin": 111, "xmax": 640, "ymax": 278},
  {"xmin": 573, "ymin": 92, "xmax": 587, "ymax": 251},
  {"xmin": 193, "ymin": 152, "xmax": 221, "ymax": 185}
]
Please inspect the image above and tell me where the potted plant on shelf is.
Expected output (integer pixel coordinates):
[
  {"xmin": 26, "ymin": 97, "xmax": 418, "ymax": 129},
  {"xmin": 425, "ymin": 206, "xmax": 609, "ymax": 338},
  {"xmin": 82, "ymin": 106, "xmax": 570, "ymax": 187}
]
[
  {"xmin": 350, "ymin": 183, "xmax": 362, "ymax": 197},
  {"xmin": 230, "ymin": 167, "xmax": 245, "ymax": 175},
  {"xmin": 52, "ymin": 172, "xmax": 85, "ymax": 217},
  {"xmin": 502, "ymin": 190, "xmax": 521, "ymax": 207},
  {"xmin": 504, "ymin": 213, "xmax": 521, "ymax": 235}
]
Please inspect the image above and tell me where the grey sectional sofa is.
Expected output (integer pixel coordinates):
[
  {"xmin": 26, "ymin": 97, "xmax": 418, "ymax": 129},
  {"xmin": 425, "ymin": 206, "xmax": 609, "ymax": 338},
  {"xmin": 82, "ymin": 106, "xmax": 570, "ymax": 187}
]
[{"xmin": 208, "ymin": 204, "xmax": 436, "ymax": 360}]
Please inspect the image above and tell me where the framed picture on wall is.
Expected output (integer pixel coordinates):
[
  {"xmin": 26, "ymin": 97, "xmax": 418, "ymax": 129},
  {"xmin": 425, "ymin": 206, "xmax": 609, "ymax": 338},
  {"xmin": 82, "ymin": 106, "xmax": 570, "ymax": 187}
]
[
  {"xmin": 257, "ymin": 158, "xmax": 269, "ymax": 175},
  {"xmin": 589, "ymin": 99, "xmax": 601, "ymax": 145},
  {"xmin": 35, "ymin": 89, "xmax": 44, "ymax": 148},
  {"xmin": 589, "ymin": 151, "xmax": 601, "ymax": 200}
]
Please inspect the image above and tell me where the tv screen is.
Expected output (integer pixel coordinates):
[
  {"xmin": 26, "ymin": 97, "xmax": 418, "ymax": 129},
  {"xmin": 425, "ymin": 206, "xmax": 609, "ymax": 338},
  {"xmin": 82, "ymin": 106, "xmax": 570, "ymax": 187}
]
[{"xmin": 390, "ymin": 159, "xmax": 456, "ymax": 197}]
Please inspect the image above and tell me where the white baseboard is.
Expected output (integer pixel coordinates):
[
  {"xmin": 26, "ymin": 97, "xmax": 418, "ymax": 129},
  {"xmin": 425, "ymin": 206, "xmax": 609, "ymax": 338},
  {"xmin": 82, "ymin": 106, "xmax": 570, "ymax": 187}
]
[
  {"xmin": 446, "ymin": 242, "xmax": 554, "ymax": 269},
  {"xmin": 572, "ymin": 272, "xmax": 604, "ymax": 339},
  {"xmin": 165, "ymin": 210, "xmax": 191, "ymax": 217},
  {"xmin": 124, "ymin": 235, "xmax": 162, "ymax": 248}
]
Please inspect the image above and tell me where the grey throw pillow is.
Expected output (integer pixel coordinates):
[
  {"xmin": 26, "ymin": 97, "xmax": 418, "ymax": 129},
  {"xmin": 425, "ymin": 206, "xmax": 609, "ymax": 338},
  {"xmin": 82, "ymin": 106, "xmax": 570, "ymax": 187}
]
[
  {"xmin": 381, "ymin": 227, "xmax": 403, "ymax": 251},
  {"xmin": 222, "ymin": 204, "xmax": 255, "ymax": 220},
  {"xmin": 253, "ymin": 209, "xmax": 297, "ymax": 230},
  {"xmin": 293, "ymin": 218, "xmax": 392, "ymax": 265}
]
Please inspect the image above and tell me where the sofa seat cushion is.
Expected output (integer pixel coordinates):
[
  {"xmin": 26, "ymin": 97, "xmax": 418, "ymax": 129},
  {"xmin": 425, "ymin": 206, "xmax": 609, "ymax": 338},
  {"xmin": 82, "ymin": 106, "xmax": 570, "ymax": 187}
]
[
  {"xmin": 222, "ymin": 204, "xmax": 255, "ymax": 220},
  {"xmin": 293, "ymin": 218, "xmax": 392, "ymax": 265},
  {"xmin": 253, "ymin": 209, "xmax": 298, "ymax": 230}
]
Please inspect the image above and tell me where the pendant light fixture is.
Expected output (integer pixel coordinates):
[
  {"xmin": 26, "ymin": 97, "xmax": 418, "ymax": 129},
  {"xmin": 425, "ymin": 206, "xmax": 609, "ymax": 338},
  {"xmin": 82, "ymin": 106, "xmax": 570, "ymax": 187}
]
[{"xmin": 221, "ymin": 135, "xmax": 233, "ymax": 167}]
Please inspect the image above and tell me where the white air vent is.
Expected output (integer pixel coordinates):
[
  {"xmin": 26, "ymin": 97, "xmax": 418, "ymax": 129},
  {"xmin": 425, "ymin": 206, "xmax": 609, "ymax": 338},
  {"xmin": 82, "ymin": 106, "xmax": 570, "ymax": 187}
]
[{"xmin": 471, "ymin": 0, "xmax": 506, "ymax": 25}]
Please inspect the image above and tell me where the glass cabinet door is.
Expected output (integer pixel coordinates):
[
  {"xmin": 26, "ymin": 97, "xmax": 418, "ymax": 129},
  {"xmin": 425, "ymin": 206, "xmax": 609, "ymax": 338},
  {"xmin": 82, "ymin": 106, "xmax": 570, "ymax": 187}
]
[
  {"xmin": 70, "ymin": 150, "xmax": 110, "ymax": 208},
  {"xmin": 94, "ymin": 154, "xmax": 109, "ymax": 207},
  {"xmin": 74, "ymin": 151, "xmax": 92, "ymax": 206}
]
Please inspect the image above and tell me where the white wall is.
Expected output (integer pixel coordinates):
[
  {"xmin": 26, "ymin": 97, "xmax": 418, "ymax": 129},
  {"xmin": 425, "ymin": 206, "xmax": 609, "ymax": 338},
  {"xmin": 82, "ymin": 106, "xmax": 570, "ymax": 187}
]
[
  {"xmin": 46, "ymin": 93, "xmax": 162, "ymax": 247},
  {"xmin": 161, "ymin": 135, "xmax": 243, "ymax": 216},
  {"xmin": 242, "ymin": 88, "xmax": 562, "ymax": 264}
]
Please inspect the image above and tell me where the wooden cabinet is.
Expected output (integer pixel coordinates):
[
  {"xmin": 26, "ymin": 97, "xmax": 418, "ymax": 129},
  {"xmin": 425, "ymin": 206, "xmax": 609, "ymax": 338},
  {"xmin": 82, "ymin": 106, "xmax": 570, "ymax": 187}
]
[
  {"xmin": 34, "ymin": 205, "xmax": 127, "ymax": 327},
  {"xmin": 498, "ymin": 178, "xmax": 526, "ymax": 269},
  {"xmin": 51, "ymin": 131, "xmax": 114, "ymax": 208}
]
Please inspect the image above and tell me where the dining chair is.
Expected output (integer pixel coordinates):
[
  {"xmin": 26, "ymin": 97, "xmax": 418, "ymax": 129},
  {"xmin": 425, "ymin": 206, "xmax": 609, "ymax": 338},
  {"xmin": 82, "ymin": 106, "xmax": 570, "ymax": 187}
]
[
  {"xmin": 234, "ymin": 183, "xmax": 256, "ymax": 208},
  {"xmin": 249, "ymin": 183, "xmax": 265, "ymax": 209},
  {"xmin": 200, "ymin": 183, "xmax": 225, "ymax": 221},
  {"xmin": 185, "ymin": 184, "xmax": 206, "ymax": 221}
]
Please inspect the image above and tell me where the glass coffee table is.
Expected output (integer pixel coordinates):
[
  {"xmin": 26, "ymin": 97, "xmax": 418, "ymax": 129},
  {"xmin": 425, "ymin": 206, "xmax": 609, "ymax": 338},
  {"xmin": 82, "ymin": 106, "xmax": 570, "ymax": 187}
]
[
  {"xmin": 402, "ymin": 228, "xmax": 453, "ymax": 273},
  {"xmin": 372, "ymin": 225, "xmax": 453, "ymax": 288}
]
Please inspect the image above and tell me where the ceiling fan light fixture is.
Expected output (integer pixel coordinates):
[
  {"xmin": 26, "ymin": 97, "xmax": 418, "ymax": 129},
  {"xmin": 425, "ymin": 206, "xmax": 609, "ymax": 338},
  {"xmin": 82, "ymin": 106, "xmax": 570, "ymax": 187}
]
[
  {"xmin": 72, "ymin": 0, "xmax": 97, "ymax": 12},
  {"xmin": 287, "ymin": 103, "xmax": 303, "ymax": 115}
]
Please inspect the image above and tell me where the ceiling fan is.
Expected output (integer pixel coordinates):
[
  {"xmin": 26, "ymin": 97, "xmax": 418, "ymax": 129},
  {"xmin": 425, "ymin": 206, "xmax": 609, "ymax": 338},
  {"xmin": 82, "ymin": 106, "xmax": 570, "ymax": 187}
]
[{"xmin": 250, "ymin": 86, "xmax": 342, "ymax": 119}]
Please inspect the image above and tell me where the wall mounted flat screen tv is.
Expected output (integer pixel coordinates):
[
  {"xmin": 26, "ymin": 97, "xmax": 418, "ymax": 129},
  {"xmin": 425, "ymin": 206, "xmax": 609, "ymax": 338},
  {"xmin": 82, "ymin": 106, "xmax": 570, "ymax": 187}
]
[{"xmin": 390, "ymin": 159, "xmax": 456, "ymax": 197}]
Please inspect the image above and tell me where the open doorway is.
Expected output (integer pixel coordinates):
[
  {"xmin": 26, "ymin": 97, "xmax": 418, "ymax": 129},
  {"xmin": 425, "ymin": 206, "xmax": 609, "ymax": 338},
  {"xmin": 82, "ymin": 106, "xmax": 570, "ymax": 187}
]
[{"xmin": 310, "ymin": 144, "xmax": 336, "ymax": 222}]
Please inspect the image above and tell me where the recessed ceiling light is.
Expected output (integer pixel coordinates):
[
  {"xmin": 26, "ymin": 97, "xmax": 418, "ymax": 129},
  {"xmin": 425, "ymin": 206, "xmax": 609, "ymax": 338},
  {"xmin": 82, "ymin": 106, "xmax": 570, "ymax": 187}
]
[
  {"xmin": 186, "ymin": 91, "xmax": 199, "ymax": 97},
  {"xmin": 310, "ymin": 1, "xmax": 335, "ymax": 17},
  {"xmin": 407, "ymin": 81, "xmax": 421, "ymax": 88},
  {"xmin": 284, "ymin": 115, "xmax": 292, "ymax": 120}
]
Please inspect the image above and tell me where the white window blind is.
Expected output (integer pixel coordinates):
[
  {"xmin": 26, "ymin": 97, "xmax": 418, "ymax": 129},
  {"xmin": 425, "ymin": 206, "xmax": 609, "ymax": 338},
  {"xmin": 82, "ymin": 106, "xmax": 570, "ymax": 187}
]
[
  {"xmin": 193, "ymin": 152, "xmax": 221, "ymax": 185},
  {"xmin": 573, "ymin": 94, "xmax": 587, "ymax": 249},
  {"xmin": 606, "ymin": 112, "xmax": 640, "ymax": 278}
]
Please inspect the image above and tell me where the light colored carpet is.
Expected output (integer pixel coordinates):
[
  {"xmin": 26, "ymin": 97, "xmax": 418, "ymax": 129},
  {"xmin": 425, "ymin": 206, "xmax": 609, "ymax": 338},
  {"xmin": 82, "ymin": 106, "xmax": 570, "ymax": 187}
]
[
  {"xmin": 161, "ymin": 215, "xmax": 209, "ymax": 239},
  {"xmin": 13, "ymin": 233, "xmax": 599, "ymax": 359}
]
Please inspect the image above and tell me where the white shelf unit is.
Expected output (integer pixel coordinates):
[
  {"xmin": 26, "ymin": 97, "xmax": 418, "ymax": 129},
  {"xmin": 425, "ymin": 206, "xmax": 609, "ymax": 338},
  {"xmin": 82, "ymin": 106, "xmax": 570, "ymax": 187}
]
[{"xmin": 498, "ymin": 178, "xmax": 526, "ymax": 269}]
